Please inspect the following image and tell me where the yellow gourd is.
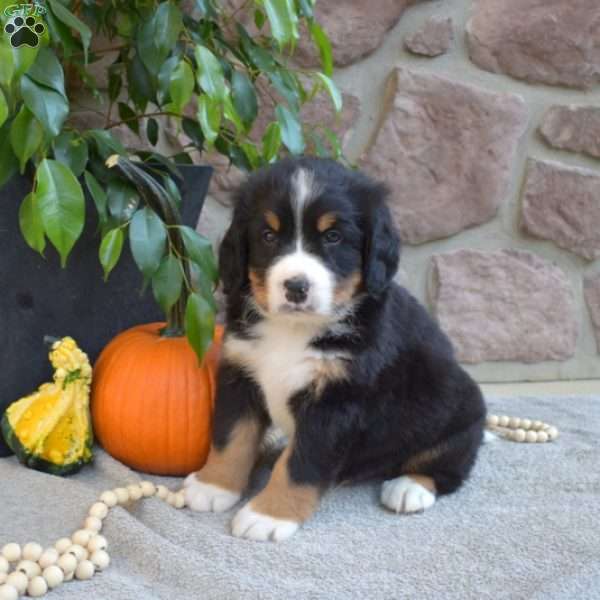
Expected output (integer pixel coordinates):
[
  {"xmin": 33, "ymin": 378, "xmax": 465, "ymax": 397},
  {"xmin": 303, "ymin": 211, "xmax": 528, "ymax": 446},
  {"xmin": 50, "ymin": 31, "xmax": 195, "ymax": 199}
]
[{"xmin": 1, "ymin": 337, "xmax": 93, "ymax": 475}]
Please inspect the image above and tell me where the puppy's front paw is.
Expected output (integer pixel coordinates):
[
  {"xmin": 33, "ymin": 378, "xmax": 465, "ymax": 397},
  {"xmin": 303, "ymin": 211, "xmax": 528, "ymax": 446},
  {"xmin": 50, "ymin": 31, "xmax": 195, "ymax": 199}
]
[
  {"xmin": 381, "ymin": 475, "xmax": 436, "ymax": 514},
  {"xmin": 231, "ymin": 503, "xmax": 299, "ymax": 542},
  {"xmin": 184, "ymin": 474, "xmax": 240, "ymax": 512}
]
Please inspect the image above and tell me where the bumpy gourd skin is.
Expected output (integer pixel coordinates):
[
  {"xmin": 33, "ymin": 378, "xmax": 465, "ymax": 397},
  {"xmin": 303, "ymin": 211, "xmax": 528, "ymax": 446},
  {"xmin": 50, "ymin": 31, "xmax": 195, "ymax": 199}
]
[{"xmin": 1, "ymin": 337, "xmax": 94, "ymax": 475}]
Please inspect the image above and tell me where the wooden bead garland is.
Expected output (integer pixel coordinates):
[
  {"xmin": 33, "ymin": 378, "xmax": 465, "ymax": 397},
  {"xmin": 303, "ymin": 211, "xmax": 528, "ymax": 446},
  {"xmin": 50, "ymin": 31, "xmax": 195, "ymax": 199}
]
[
  {"xmin": 486, "ymin": 414, "xmax": 559, "ymax": 443},
  {"xmin": 0, "ymin": 482, "xmax": 186, "ymax": 599}
]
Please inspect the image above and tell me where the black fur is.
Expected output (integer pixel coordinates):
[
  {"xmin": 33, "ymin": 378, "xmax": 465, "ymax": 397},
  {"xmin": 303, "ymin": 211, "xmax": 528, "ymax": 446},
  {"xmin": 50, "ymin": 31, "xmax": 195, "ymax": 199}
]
[{"xmin": 214, "ymin": 157, "xmax": 486, "ymax": 501}]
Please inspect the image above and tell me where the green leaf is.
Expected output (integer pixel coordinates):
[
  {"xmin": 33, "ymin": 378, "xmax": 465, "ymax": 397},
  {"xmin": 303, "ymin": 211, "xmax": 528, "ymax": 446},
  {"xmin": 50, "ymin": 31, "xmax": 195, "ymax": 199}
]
[
  {"xmin": 185, "ymin": 292, "xmax": 215, "ymax": 362},
  {"xmin": 240, "ymin": 142, "xmax": 262, "ymax": 169},
  {"xmin": 163, "ymin": 175, "xmax": 182, "ymax": 208},
  {"xmin": 263, "ymin": 0, "xmax": 299, "ymax": 48},
  {"xmin": 99, "ymin": 228, "xmax": 124, "ymax": 281},
  {"xmin": 169, "ymin": 60, "xmax": 194, "ymax": 114},
  {"xmin": 309, "ymin": 21, "xmax": 333, "ymax": 77},
  {"xmin": 152, "ymin": 254, "xmax": 183, "ymax": 314},
  {"xmin": 195, "ymin": 0, "xmax": 219, "ymax": 18},
  {"xmin": 87, "ymin": 129, "xmax": 126, "ymax": 158},
  {"xmin": 147, "ymin": 117, "xmax": 159, "ymax": 146},
  {"xmin": 179, "ymin": 225, "xmax": 218, "ymax": 284},
  {"xmin": 108, "ymin": 70, "xmax": 122, "ymax": 102},
  {"xmin": 223, "ymin": 95, "xmax": 244, "ymax": 133},
  {"xmin": 21, "ymin": 75, "xmax": 69, "ymax": 137},
  {"xmin": 194, "ymin": 45, "xmax": 227, "ymax": 101},
  {"xmin": 157, "ymin": 55, "xmax": 179, "ymax": 105},
  {"xmin": 262, "ymin": 122, "xmax": 282, "ymax": 162},
  {"xmin": 268, "ymin": 70, "xmax": 301, "ymax": 112},
  {"xmin": 10, "ymin": 106, "xmax": 43, "ymax": 173},
  {"xmin": 0, "ymin": 121, "xmax": 18, "ymax": 188},
  {"xmin": 189, "ymin": 261, "xmax": 217, "ymax": 311},
  {"xmin": 106, "ymin": 180, "xmax": 139, "ymax": 224},
  {"xmin": 117, "ymin": 102, "xmax": 139, "ymax": 135},
  {"xmin": 138, "ymin": 2, "xmax": 182, "ymax": 76},
  {"xmin": 19, "ymin": 193, "xmax": 45, "ymax": 255},
  {"xmin": 316, "ymin": 73, "xmax": 342, "ymax": 113},
  {"xmin": 275, "ymin": 105, "xmax": 305, "ymax": 155},
  {"xmin": 297, "ymin": 0, "xmax": 315, "ymax": 18},
  {"xmin": 129, "ymin": 206, "xmax": 168, "ymax": 279},
  {"xmin": 35, "ymin": 159, "xmax": 85, "ymax": 267},
  {"xmin": 197, "ymin": 94, "xmax": 221, "ymax": 144},
  {"xmin": 84, "ymin": 170, "xmax": 108, "ymax": 225},
  {"xmin": 0, "ymin": 42, "xmax": 14, "ymax": 85},
  {"xmin": 254, "ymin": 8, "xmax": 266, "ymax": 29},
  {"xmin": 238, "ymin": 26, "xmax": 277, "ymax": 72},
  {"xmin": 47, "ymin": 0, "xmax": 92, "ymax": 64},
  {"xmin": 0, "ymin": 88, "xmax": 7, "ymax": 128},
  {"xmin": 182, "ymin": 117, "xmax": 204, "ymax": 149},
  {"xmin": 26, "ymin": 47, "xmax": 67, "ymax": 99},
  {"xmin": 323, "ymin": 127, "xmax": 342, "ymax": 159},
  {"xmin": 53, "ymin": 132, "xmax": 89, "ymax": 177},
  {"xmin": 127, "ymin": 54, "xmax": 155, "ymax": 112},
  {"xmin": 231, "ymin": 70, "xmax": 258, "ymax": 128}
]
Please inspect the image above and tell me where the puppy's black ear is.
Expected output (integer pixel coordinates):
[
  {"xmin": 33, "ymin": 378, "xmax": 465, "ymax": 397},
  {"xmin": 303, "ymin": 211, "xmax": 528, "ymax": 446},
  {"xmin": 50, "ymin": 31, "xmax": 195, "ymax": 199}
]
[
  {"xmin": 219, "ymin": 205, "xmax": 249, "ymax": 296},
  {"xmin": 361, "ymin": 181, "xmax": 401, "ymax": 297}
]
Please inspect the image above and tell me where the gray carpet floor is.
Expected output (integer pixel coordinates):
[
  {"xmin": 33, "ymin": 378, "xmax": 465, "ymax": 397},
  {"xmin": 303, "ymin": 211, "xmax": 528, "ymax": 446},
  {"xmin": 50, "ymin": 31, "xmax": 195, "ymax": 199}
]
[{"xmin": 1, "ymin": 395, "xmax": 599, "ymax": 599}]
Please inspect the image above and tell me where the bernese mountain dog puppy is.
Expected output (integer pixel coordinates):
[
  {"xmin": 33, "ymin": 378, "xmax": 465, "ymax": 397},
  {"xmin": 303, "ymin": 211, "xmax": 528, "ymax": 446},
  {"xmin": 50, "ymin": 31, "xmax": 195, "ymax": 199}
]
[{"xmin": 184, "ymin": 157, "xmax": 486, "ymax": 542}]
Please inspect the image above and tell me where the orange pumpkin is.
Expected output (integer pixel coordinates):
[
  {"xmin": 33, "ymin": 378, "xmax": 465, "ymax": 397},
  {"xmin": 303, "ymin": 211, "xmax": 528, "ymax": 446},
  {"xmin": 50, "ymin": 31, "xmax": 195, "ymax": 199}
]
[{"xmin": 91, "ymin": 322, "xmax": 223, "ymax": 476}]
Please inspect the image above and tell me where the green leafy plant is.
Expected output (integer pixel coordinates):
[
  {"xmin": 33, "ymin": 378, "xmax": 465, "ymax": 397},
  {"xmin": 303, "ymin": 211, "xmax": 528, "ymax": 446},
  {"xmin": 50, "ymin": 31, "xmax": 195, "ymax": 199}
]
[{"xmin": 0, "ymin": 0, "xmax": 342, "ymax": 359}]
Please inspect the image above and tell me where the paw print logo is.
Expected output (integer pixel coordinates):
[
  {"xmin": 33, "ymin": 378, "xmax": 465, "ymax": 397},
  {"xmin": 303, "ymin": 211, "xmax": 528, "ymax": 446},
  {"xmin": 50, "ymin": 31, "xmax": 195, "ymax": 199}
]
[{"xmin": 4, "ymin": 15, "xmax": 45, "ymax": 48}]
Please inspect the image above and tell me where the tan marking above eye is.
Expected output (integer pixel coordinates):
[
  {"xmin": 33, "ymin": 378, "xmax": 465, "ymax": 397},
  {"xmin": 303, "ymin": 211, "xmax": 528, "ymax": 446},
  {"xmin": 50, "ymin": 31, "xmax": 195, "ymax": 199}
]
[
  {"xmin": 317, "ymin": 212, "xmax": 337, "ymax": 233},
  {"xmin": 264, "ymin": 210, "xmax": 280, "ymax": 232}
]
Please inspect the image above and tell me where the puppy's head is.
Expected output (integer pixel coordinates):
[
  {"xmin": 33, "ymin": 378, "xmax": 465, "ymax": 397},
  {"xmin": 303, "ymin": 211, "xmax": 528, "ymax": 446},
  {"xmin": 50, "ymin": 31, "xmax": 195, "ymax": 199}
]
[{"xmin": 219, "ymin": 157, "xmax": 400, "ymax": 320}]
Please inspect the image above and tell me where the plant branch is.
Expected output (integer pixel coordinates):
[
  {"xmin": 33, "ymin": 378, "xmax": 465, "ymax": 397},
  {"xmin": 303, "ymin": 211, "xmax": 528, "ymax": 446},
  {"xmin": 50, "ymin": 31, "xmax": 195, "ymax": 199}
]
[{"xmin": 106, "ymin": 111, "xmax": 181, "ymax": 129}]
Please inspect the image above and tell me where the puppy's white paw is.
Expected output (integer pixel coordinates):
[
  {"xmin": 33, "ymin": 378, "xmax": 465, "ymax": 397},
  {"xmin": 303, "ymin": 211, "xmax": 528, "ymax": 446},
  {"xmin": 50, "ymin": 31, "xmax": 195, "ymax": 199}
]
[
  {"xmin": 184, "ymin": 476, "xmax": 240, "ymax": 512},
  {"xmin": 231, "ymin": 503, "xmax": 299, "ymax": 542},
  {"xmin": 381, "ymin": 476, "xmax": 436, "ymax": 514}
]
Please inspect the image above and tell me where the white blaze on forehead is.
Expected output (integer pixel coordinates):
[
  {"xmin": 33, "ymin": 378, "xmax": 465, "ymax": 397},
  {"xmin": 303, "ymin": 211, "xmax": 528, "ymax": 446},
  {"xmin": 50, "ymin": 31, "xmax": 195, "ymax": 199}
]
[{"xmin": 291, "ymin": 167, "xmax": 318, "ymax": 248}]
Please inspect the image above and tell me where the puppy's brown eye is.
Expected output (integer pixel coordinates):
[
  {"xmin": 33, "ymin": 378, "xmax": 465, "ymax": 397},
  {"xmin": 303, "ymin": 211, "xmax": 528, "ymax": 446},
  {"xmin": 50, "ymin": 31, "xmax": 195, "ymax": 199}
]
[
  {"xmin": 323, "ymin": 229, "xmax": 342, "ymax": 244},
  {"xmin": 262, "ymin": 229, "xmax": 277, "ymax": 244}
]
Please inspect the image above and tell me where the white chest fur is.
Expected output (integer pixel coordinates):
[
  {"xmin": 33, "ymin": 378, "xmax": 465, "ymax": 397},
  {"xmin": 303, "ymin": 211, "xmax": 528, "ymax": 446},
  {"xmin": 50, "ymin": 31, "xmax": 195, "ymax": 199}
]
[{"xmin": 223, "ymin": 318, "xmax": 346, "ymax": 438}]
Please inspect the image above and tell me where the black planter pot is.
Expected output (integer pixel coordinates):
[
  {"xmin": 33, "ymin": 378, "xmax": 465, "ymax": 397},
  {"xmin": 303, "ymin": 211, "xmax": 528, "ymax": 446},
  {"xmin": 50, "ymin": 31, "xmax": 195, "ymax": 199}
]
[{"xmin": 0, "ymin": 165, "xmax": 212, "ymax": 457}]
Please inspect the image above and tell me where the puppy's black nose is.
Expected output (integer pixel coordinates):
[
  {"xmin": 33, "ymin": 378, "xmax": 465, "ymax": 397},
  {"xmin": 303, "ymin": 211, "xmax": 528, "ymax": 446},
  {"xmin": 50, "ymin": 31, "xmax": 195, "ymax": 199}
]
[{"xmin": 284, "ymin": 276, "xmax": 309, "ymax": 304}]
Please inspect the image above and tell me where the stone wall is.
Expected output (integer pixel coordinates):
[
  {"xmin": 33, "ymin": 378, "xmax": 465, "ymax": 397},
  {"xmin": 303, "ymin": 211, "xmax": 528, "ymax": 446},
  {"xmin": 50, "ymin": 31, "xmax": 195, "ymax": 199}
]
[{"xmin": 195, "ymin": 0, "xmax": 600, "ymax": 383}]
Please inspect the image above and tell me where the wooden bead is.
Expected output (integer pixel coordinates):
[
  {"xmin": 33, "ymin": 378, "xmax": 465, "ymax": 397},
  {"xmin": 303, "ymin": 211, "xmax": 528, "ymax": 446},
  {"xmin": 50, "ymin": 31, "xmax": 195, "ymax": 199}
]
[
  {"xmin": 63, "ymin": 570, "xmax": 74, "ymax": 581},
  {"xmin": 90, "ymin": 550, "xmax": 110, "ymax": 571},
  {"xmin": 156, "ymin": 485, "xmax": 169, "ymax": 500},
  {"xmin": 89, "ymin": 502, "xmax": 109, "ymax": 519},
  {"xmin": 5, "ymin": 572, "xmax": 27, "ymax": 594},
  {"xmin": 27, "ymin": 575, "xmax": 48, "ymax": 597},
  {"xmin": 100, "ymin": 490, "xmax": 118, "ymax": 508},
  {"xmin": 67, "ymin": 544, "xmax": 88, "ymax": 561},
  {"xmin": 140, "ymin": 481, "xmax": 156, "ymax": 497},
  {"xmin": 174, "ymin": 492, "xmax": 186, "ymax": 509},
  {"xmin": 57, "ymin": 553, "xmax": 77, "ymax": 574},
  {"xmin": 0, "ymin": 584, "xmax": 18, "ymax": 600},
  {"xmin": 512, "ymin": 429, "xmax": 526, "ymax": 442},
  {"xmin": 508, "ymin": 417, "xmax": 521, "ymax": 428},
  {"xmin": 547, "ymin": 426, "xmax": 559, "ymax": 440},
  {"xmin": 17, "ymin": 559, "xmax": 41, "ymax": 578},
  {"xmin": 521, "ymin": 419, "xmax": 532, "ymax": 430},
  {"xmin": 22, "ymin": 542, "xmax": 43, "ymax": 562},
  {"xmin": 1, "ymin": 544, "xmax": 21, "ymax": 563},
  {"xmin": 84, "ymin": 516, "xmax": 103, "ymax": 533},
  {"xmin": 532, "ymin": 420, "xmax": 543, "ymax": 430},
  {"xmin": 127, "ymin": 484, "xmax": 142, "ymax": 501},
  {"xmin": 38, "ymin": 548, "xmax": 59, "ymax": 569},
  {"xmin": 55, "ymin": 538, "xmax": 72, "ymax": 554},
  {"xmin": 166, "ymin": 492, "xmax": 177, "ymax": 506},
  {"xmin": 486, "ymin": 415, "xmax": 499, "ymax": 427},
  {"xmin": 537, "ymin": 431, "xmax": 549, "ymax": 443},
  {"xmin": 498, "ymin": 415, "xmax": 510, "ymax": 427},
  {"xmin": 0, "ymin": 557, "xmax": 8, "ymax": 573},
  {"xmin": 88, "ymin": 535, "xmax": 108, "ymax": 553},
  {"xmin": 72, "ymin": 529, "xmax": 92, "ymax": 547},
  {"xmin": 75, "ymin": 560, "xmax": 95, "ymax": 580},
  {"xmin": 114, "ymin": 487, "xmax": 129, "ymax": 504},
  {"xmin": 42, "ymin": 565, "xmax": 64, "ymax": 588},
  {"xmin": 526, "ymin": 431, "xmax": 537, "ymax": 443}
]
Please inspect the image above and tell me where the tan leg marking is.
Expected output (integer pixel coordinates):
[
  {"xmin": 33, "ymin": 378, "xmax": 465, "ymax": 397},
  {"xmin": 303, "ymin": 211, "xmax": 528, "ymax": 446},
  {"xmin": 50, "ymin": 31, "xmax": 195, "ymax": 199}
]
[
  {"xmin": 401, "ymin": 443, "xmax": 446, "ymax": 474},
  {"xmin": 311, "ymin": 358, "xmax": 349, "ymax": 397},
  {"xmin": 249, "ymin": 269, "xmax": 269, "ymax": 311},
  {"xmin": 251, "ymin": 446, "xmax": 320, "ymax": 522},
  {"xmin": 408, "ymin": 474, "xmax": 437, "ymax": 494},
  {"xmin": 195, "ymin": 418, "xmax": 264, "ymax": 493}
]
